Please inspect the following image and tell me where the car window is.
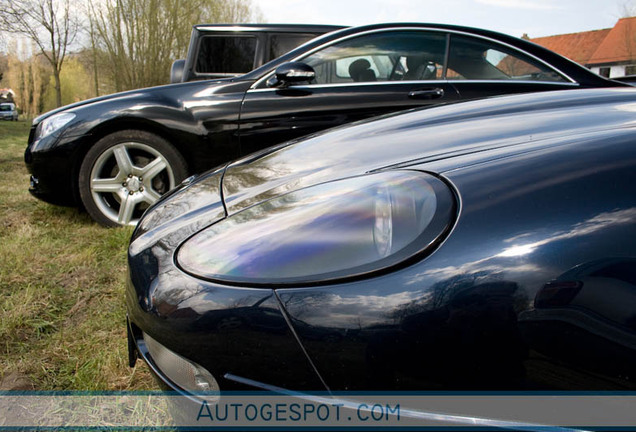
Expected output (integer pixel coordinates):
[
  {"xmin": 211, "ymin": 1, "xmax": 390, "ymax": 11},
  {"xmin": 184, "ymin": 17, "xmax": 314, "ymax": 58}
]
[
  {"xmin": 0, "ymin": 105, "xmax": 12, "ymax": 111},
  {"xmin": 447, "ymin": 35, "xmax": 567, "ymax": 82},
  {"xmin": 195, "ymin": 35, "xmax": 258, "ymax": 74},
  {"xmin": 301, "ymin": 30, "xmax": 448, "ymax": 84},
  {"xmin": 269, "ymin": 34, "xmax": 319, "ymax": 60},
  {"xmin": 335, "ymin": 55, "xmax": 395, "ymax": 79}
]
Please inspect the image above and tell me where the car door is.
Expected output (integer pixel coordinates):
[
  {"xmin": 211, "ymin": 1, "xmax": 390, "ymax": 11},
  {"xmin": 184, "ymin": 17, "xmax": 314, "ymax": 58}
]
[
  {"xmin": 445, "ymin": 33, "xmax": 579, "ymax": 99},
  {"xmin": 238, "ymin": 29, "xmax": 461, "ymax": 156}
]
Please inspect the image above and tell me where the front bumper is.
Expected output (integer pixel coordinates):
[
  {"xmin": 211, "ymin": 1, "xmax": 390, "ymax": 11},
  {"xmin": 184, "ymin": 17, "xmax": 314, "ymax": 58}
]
[
  {"xmin": 24, "ymin": 132, "xmax": 87, "ymax": 206},
  {"xmin": 28, "ymin": 174, "xmax": 76, "ymax": 206},
  {"xmin": 126, "ymin": 282, "xmax": 327, "ymax": 393}
]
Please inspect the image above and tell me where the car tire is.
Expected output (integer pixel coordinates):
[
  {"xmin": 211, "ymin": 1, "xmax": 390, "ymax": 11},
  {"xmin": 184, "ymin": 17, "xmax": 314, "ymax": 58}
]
[{"xmin": 78, "ymin": 130, "xmax": 187, "ymax": 227}]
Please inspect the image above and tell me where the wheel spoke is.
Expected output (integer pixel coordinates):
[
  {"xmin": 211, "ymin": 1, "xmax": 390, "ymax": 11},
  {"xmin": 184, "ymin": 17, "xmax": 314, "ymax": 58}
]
[
  {"xmin": 117, "ymin": 194, "xmax": 138, "ymax": 225},
  {"xmin": 113, "ymin": 145, "xmax": 135, "ymax": 175},
  {"xmin": 140, "ymin": 156, "xmax": 167, "ymax": 181},
  {"xmin": 91, "ymin": 178, "xmax": 124, "ymax": 193},
  {"xmin": 141, "ymin": 188, "xmax": 162, "ymax": 204}
]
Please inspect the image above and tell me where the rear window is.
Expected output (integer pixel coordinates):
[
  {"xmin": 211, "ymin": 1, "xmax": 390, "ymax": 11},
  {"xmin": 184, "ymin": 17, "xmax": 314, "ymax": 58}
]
[
  {"xmin": 447, "ymin": 35, "xmax": 567, "ymax": 82},
  {"xmin": 195, "ymin": 35, "xmax": 258, "ymax": 74}
]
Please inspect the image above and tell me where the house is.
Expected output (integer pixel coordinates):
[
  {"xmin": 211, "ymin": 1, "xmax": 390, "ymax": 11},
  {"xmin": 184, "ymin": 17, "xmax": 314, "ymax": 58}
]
[{"xmin": 530, "ymin": 17, "xmax": 636, "ymax": 78}]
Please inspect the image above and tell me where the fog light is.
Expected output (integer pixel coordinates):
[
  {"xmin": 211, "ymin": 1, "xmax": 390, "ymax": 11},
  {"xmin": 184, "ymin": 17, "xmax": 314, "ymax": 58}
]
[{"xmin": 143, "ymin": 332, "xmax": 219, "ymax": 393}]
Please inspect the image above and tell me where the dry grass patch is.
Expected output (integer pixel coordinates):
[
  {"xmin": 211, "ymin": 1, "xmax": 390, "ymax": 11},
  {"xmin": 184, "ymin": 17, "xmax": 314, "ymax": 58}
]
[{"xmin": 0, "ymin": 120, "xmax": 156, "ymax": 391}]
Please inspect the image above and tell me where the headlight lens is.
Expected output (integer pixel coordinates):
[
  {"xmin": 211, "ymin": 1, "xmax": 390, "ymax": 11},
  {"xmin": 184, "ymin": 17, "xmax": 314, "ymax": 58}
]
[
  {"xmin": 36, "ymin": 112, "xmax": 76, "ymax": 139},
  {"xmin": 177, "ymin": 170, "xmax": 455, "ymax": 286}
]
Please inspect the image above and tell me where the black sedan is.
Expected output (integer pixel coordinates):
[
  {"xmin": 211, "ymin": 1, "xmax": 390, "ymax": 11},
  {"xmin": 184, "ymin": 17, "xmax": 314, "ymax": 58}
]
[
  {"xmin": 26, "ymin": 23, "xmax": 626, "ymax": 226},
  {"xmin": 126, "ymin": 87, "xmax": 636, "ymax": 394}
]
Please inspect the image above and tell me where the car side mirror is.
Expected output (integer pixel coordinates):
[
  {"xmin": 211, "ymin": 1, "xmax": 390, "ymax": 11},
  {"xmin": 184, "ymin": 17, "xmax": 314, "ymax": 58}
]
[
  {"xmin": 267, "ymin": 62, "xmax": 315, "ymax": 88},
  {"xmin": 170, "ymin": 59, "xmax": 186, "ymax": 83}
]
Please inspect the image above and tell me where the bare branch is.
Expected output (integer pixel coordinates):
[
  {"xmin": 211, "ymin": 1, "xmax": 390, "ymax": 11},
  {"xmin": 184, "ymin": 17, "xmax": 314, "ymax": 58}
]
[
  {"xmin": 0, "ymin": 0, "xmax": 80, "ymax": 107},
  {"xmin": 87, "ymin": 0, "xmax": 262, "ymax": 91}
]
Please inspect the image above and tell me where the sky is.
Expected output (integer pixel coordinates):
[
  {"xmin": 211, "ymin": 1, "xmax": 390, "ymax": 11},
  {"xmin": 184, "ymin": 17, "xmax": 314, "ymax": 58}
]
[{"xmin": 250, "ymin": 0, "xmax": 632, "ymax": 39}]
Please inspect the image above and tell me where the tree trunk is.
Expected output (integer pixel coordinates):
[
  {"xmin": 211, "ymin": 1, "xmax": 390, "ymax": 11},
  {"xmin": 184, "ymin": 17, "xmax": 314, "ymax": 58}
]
[{"xmin": 53, "ymin": 67, "xmax": 62, "ymax": 107}]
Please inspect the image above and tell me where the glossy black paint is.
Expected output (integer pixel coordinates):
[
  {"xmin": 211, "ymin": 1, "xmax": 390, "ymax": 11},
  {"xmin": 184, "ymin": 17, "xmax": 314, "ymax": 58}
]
[
  {"xmin": 25, "ymin": 22, "xmax": 626, "ymax": 207},
  {"xmin": 127, "ymin": 88, "xmax": 636, "ymax": 392}
]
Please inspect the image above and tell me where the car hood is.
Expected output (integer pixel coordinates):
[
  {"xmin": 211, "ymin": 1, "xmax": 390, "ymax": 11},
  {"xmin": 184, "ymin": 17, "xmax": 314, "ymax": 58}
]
[
  {"xmin": 32, "ymin": 78, "xmax": 237, "ymax": 124},
  {"xmin": 221, "ymin": 87, "xmax": 636, "ymax": 215},
  {"xmin": 130, "ymin": 88, "xmax": 636, "ymax": 254}
]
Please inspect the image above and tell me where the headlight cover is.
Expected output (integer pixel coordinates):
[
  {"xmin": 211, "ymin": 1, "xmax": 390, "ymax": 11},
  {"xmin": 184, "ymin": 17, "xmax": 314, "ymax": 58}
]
[
  {"xmin": 35, "ymin": 112, "xmax": 76, "ymax": 140},
  {"xmin": 177, "ymin": 170, "xmax": 456, "ymax": 286}
]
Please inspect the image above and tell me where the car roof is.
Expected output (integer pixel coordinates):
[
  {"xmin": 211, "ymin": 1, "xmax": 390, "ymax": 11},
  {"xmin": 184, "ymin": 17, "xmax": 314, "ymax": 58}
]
[{"xmin": 193, "ymin": 23, "xmax": 344, "ymax": 33}]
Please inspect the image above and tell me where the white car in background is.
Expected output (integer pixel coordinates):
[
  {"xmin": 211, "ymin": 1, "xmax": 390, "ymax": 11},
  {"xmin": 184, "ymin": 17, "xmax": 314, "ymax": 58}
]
[{"xmin": 0, "ymin": 102, "xmax": 18, "ymax": 121}]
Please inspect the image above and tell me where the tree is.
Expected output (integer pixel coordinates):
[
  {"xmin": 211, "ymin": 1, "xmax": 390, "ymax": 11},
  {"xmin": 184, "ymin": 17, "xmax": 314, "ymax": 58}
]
[
  {"xmin": 0, "ymin": 0, "xmax": 80, "ymax": 108},
  {"xmin": 42, "ymin": 56, "xmax": 93, "ymax": 111},
  {"xmin": 88, "ymin": 0, "xmax": 262, "ymax": 92},
  {"xmin": 0, "ymin": 53, "xmax": 8, "ymax": 83},
  {"xmin": 3, "ymin": 39, "xmax": 50, "ymax": 117}
]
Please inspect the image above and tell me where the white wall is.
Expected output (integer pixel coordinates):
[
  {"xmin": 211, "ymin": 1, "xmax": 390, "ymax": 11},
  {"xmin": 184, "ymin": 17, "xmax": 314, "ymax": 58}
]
[{"xmin": 590, "ymin": 65, "xmax": 628, "ymax": 78}]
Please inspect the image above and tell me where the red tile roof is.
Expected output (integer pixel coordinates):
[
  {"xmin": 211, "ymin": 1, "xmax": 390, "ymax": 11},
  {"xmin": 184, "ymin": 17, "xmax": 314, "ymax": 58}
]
[
  {"xmin": 588, "ymin": 17, "xmax": 636, "ymax": 65},
  {"xmin": 531, "ymin": 28, "xmax": 611, "ymax": 65},
  {"xmin": 530, "ymin": 16, "xmax": 636, "ymax": 67}
]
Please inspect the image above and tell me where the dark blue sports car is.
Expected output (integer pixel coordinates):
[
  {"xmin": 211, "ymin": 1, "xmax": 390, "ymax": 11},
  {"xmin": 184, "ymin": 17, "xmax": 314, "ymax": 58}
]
[{"xmin": 126, "ymin": 88, "xmax": 636, "ymax": 394}]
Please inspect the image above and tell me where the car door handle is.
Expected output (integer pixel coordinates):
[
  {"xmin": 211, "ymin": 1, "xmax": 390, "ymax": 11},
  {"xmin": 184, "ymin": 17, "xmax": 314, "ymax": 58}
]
[{"xmin": 408, "ymin": 88, "xmax": 445, "ymax": 100}]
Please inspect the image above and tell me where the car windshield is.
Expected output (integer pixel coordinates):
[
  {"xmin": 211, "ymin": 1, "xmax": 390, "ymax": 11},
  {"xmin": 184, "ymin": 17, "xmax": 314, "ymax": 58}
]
[{"xmin": 0, "ymin": 105, "xmax": 13, "ymax": 111}]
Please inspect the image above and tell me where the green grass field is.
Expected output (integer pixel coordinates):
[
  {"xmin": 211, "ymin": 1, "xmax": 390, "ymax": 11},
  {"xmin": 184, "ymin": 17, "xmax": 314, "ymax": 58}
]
[{"xmin": 0, "ymin": 120, "xmax": 156, "ymax": 390}]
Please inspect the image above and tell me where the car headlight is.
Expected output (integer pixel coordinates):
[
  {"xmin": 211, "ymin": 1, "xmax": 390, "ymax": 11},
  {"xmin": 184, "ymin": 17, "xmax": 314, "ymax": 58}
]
[
  {"xmin": 35, "ymin": 112, "xmax": 76, "ymax": 139},
  {"xmin": 177, "ymin": 170, "xmax": 456, "ymax": 286}
]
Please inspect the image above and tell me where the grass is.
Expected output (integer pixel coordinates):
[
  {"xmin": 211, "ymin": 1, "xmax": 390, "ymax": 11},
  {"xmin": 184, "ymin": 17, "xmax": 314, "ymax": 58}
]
[{"xmin": 0, "ymin": 120, "xmax": 157, "ymax": 390}]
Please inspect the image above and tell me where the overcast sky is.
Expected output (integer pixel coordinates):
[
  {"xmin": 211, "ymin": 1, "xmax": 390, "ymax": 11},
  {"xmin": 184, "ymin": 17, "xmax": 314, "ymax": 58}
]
[{"xmin": 251, "ymin": 0, "xmax": 631, "ymax": 38}]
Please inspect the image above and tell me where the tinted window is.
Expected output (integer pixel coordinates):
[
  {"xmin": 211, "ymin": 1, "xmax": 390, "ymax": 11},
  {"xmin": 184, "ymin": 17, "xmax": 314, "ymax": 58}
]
[
  {"xmin": 301, "ymin": 31, "xmax": 447, "ymax": 84},
  {"xmin": 269, "ymin": 34, "xmax": 317, "ymax": 60},
  {"xmin": 447, "ymin": 35, "xmax": 566, "ymax": 82},
  {"xmin": 195, "ymin": 36, "xmax": 257, "ymax": 74}
]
